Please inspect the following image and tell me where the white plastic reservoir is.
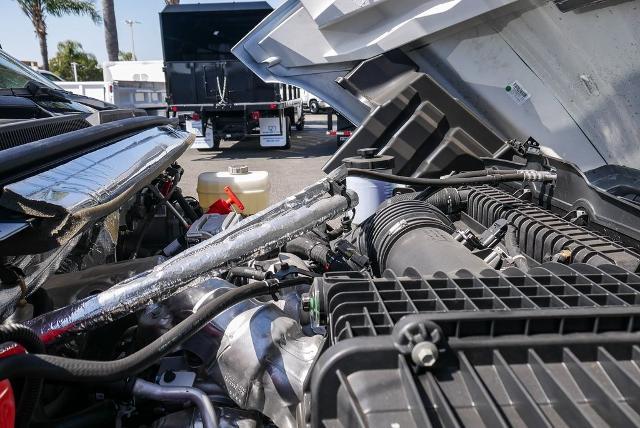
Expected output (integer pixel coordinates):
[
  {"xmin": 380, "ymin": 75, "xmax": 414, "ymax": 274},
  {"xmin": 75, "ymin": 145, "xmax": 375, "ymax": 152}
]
[
  {"xmin": 344, "ymin": 149, "xmax": 395, "ymax": 224},
  {"xmin": 197, "ymin": 165, "xmax": 270, "ymax": 215}
]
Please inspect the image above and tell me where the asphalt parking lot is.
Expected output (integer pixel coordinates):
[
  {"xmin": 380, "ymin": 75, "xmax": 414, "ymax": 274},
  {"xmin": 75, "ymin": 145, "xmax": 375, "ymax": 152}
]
[{"xmin": 178, "ymin": 114, "xmax": 338, "ymax": 203}]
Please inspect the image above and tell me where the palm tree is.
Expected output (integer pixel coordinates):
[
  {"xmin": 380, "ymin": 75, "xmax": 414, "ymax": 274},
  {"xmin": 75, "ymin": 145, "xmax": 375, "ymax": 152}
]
[
  {"xmin": 102, "ymin": 0, "xmax": 118, "ymax": 61},
  {"xmin": 15, "ymin": 0, "xmax": 101, "ymax": 70}
]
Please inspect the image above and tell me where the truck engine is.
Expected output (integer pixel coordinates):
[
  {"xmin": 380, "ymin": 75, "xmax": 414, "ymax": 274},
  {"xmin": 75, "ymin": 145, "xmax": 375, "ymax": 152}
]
[
  {"xmin": 2, "ymin": 1, "xmax": 640, "ymax": 426},
  {"xmin": 1, "ymin": 83, "xmax": 639, "ymax": 427}
]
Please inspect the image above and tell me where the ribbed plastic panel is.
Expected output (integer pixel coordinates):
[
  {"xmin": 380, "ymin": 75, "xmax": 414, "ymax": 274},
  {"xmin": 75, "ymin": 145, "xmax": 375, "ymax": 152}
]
[
  {"xmin": 311, "ymin": 340, "xmax": 640, "ymax": 427},
  {"xmin": 467, "ymin": 185, "xmax": 640, "ymax": 272},
  {"xmin": 312, "ymin": 264, "xmax": 640, "ymax": 427},
  {"xmin": 319, "ymin": 263, "xmax": 640, "ymax": 343},
  {"xmin": 0, "ymin": 115, "xmax": 90, "ymax": 151}
]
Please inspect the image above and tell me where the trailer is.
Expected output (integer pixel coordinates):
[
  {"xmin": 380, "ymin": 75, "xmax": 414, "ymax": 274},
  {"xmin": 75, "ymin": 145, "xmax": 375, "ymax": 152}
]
[
  {"xmin": 160, "ymin": 1, "xmax": 304, "ymax": 150},
  {"xmin": 56, "ymin": 61, "xmax": 167, "ymax": 115}
]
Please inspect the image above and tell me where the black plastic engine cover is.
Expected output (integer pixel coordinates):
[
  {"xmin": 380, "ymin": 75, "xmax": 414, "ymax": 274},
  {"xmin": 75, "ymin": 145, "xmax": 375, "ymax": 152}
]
[
  {"xmin": 306, "ymin": 263, "xmax": 640, "ymax": 427},
  {"xmin": 465, "ymin": 185, "xmax": 640, "ymax": 273}
]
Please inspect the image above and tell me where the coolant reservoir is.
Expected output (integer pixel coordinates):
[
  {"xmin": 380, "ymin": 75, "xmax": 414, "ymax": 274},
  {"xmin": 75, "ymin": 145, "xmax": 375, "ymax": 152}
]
[
  {"xmin": 344, "ymin": 148, "xmax": 395, "ymax": 224},
  {"xmin": 197, "ymin": 165, "xmax": 270, "ymax": 215}
]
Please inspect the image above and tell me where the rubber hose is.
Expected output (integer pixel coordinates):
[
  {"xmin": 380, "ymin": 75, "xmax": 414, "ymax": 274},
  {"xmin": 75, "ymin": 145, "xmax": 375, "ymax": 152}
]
[
  {"xmin": 171, "ymin": 187, "xmax": 200, "ymax": 223},
  {"xmin": 285, "ymin": 236, "xmax": 332, "ymax": 265},
  {"xmin": 424, "ymin": 188, "xmax": 469, "ymax": 215},
  {"xmin": 0, "ymin": 323, "xmax": 45, "ymax": 428},
  {"xmin": 505, "ymin": 225, "xmax": 529, "ymax": 272},
  {"xmin": 0, "ymin": 278, "xmax": 308, "ymax": 383},
  {"xmin": 226, "ymin": 267, "xmax": 267, "ymax": 283},
  {"xmin": 346, "ymin": 168, "xmax": 556, "ymax": 186}
]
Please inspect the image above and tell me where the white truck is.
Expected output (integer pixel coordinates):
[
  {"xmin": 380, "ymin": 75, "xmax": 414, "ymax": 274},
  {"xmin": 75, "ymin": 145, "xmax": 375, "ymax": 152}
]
[
  {"xmin": 56, "ymin": 61, "xmax": 167, "ymax": 115},
  {"xmin": 300, "ymin": 89, "xmax": 329, "ymax": 114}
]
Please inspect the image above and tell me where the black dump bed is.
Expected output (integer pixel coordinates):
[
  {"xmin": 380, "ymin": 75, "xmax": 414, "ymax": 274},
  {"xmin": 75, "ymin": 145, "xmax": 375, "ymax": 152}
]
[{"xmin": 160, "ymin": 2, "xmax": 275, "ymax": 106}]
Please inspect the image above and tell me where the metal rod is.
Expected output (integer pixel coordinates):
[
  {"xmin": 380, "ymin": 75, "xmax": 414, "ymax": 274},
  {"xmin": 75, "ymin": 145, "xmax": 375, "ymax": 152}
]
[
  {"xmin": 133, "ymin": 379, "xmax": 218, "ymax": 428},
  {"xmin": 25, "ymin": 167, "xmax": 355, "ymax": 344},
  {"xmin": 148, "ymin": 184, "xmax": 190, "ymax": 228}
]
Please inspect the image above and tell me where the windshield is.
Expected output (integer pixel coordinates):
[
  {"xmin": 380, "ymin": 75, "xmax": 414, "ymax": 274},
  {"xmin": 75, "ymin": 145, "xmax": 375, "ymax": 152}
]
[{"xmin": 0, "ymin": 49, "xmax": 59, "ymax": 90}]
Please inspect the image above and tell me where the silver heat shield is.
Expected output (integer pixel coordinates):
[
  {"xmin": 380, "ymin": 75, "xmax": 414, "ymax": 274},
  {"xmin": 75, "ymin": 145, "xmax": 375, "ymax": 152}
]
[
  {"xmin": 152, "ymin": 277, "xmax": 322, "ymax": 428},
  {"xmin": 26, "ymin": 167, "xmax": 356, "ymax": 342},
  {"xmin": 0, "ymin": 126, "xmax": 193, "ymax": 251}
]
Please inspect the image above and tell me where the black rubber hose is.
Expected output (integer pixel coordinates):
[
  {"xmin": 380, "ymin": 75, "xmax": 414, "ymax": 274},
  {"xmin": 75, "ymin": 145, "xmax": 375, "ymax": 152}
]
[
  {"xmin": 171, "ymin": 187, "xmax": 200, "ymax": 223},
  {"xmin": 0, "ymin": 278, "xmax": 308, "ymax": 383},
  {"xmin": 0, "ymin": 323, "xmax": 46, "ymax": 428},
  {"xmin": 504, "ymin": 225, "xmax": 529, "ymax": 272},
  {"xmin": 346, "ymin": 168, "xmax": 555, "ymax": 186},
  {"xmin": 285, "ymin": 236, "xmax": 332, "ymax": 265},
  {"xmin": 226, "ymin": 267, "xmax": 267, "ymax": 283},
  {"xmin": 423, "ymin": 188, "xmax": 470, "ymax": 215}
]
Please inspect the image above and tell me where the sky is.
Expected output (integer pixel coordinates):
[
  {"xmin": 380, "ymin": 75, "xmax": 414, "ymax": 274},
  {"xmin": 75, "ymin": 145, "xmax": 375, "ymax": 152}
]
[{"xmin": 0, "ymin": 0, "xmax": 286, "ymax": 65}]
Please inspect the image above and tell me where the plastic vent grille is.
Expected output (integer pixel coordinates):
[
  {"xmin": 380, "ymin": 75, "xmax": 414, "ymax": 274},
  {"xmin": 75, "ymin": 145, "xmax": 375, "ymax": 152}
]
[
  {"xmin": 322, "ymin": 263, "xmax": 640, "ymax": 343},
  {"xmin": 316, "ymin": 341, "xmax": 640, "ymax": 428},
  {"xmin": 0, "ymin": 115, "xmax": 90, "ymax": 151},
  {"xmin": 466, "ymin": 185, "xmax": 640, "ymax": 272}
]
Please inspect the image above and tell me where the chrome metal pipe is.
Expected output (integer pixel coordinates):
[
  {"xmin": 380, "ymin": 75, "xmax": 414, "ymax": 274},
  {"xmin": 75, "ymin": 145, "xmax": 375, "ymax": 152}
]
[
  {"xmin": 132, "ymin": 379, "xmax": 218, "ymax": 428},
  {"xmin": 26, "ymin": 167, "xmax": 356, "ymax": 344}
]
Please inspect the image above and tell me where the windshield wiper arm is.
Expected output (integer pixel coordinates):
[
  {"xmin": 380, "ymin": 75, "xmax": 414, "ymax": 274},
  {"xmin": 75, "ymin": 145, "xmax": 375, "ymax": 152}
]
[{"xmin": 24, "ymin": 80, "xmax": 69, "ymax": 102}]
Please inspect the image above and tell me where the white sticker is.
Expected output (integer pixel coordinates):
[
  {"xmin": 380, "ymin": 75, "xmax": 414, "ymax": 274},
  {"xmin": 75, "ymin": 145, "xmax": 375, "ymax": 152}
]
[{"xmin": 505, "ymin": 81, "xmax": 531, "ymax": 105}]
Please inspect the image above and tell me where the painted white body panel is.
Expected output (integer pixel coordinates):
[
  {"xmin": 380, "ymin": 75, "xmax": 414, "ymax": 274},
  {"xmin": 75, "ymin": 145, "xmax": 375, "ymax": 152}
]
[{"xmin": 233, "ymin": 0, "xmax": 640, "ymax": 170}]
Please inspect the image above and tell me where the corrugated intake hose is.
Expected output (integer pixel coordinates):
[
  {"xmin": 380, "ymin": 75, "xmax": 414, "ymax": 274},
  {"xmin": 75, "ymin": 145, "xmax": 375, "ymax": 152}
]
[
  {"xmin": 0, "ymin": 278, "xmax": 309, "ymax": 383},
  {"xmin": 423, "ymin": 188, "xmax": 470, "ymax": 215},
  {"xmin": 0, "ymin": 323, "xmax": 45, "ymax": 428},
  {"xmin": 346, "ymin": 168, "xmax": 557, "ymax": 186}
]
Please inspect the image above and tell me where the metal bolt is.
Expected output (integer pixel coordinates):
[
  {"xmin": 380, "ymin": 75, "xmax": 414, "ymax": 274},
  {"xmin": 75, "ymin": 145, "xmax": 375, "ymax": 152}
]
[{"xmin": 411, "ymin": 341, "xmax": 439, "ymax": 367}]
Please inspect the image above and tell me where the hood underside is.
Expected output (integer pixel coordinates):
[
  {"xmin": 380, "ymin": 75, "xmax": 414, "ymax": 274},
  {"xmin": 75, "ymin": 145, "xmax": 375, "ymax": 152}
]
[{"xmin": 233, "ymin": 0, "xmax": 640, "ymax": 171}]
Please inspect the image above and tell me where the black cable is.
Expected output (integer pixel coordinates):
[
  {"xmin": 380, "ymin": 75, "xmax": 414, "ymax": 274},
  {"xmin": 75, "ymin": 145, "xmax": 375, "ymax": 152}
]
[
  {"xmin": 448, "ymin": 168, "xmax": 520, "ymax": 178},
  {"xmin": 0, "ymin": 278, "xmax": 309, "ymax": 383},
  {"xmin": 346, "ymin": 168, "xmax": 555, "ymax": 186},
  {"xmin": 0, "ymin": 323, "xmax": 45, "ymax": 428}
]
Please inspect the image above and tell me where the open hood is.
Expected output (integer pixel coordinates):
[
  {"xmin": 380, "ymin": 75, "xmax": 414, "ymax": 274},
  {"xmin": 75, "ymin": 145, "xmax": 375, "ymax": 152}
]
[{"xmin": 233, "ymin": 0, "xmax": 640, "ymax": 171}]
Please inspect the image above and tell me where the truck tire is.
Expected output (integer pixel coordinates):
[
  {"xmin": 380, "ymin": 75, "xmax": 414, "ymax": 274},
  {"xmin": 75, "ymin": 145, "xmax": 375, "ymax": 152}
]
[
  {"xmin": 309, "ymin": 100, "xmax": 320, "ymax": 114},
  {"xmin": 213, "ymin": 135, "xmax": 221, "ymax": 149},
  {"xmin": 295, "ymin": 119, "xmax": 305, "ymax": 131},
  {"xmin": 283, "ymin": 117, "xmax": 291, "ymax": 149}
]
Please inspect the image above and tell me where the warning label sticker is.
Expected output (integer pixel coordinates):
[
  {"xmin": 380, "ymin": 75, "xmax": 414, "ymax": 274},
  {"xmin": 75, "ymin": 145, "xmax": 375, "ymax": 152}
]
[{"xmin": 505, "ymin": 81, "xmax": 531, "ymax": 105}]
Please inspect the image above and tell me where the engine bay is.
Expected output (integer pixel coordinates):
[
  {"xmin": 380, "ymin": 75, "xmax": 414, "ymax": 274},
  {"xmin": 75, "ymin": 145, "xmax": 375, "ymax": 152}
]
[{"xmin": 1, "ymin": 65, "xmax": 640, "ymax": 428}]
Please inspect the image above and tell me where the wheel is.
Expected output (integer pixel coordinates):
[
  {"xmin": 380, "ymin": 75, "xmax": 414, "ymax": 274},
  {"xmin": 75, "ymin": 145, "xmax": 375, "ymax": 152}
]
[
  {"xmin": 295, "ymin": 119, "xmax": 305, "ymax": 131},
  {"xmin": 309, "ymin": 100, "xmax": 320, "ymax": 114},
  {"xmin": 283, "ymin": 117, "xmax": 291, "ymax": 149}
]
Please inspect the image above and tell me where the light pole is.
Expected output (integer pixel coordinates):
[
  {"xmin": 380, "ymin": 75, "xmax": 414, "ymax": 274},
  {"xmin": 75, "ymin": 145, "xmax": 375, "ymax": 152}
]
[
  {"xmin": 124, "ymin": 19, "xmax": 141, "ymax": 60},
  {"xmin": 70, "ymin": 62, "xmax": 79, "ymax": 82}
]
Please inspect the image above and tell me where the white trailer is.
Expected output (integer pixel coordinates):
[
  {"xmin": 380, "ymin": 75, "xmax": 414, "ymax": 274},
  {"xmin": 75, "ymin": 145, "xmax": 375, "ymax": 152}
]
[{"xmin": 57, "ymin": 61, "xmax": 167, "ymax": 114}]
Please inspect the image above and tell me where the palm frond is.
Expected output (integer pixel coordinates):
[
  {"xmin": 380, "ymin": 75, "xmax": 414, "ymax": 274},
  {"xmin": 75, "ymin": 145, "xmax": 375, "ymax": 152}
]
[{"xmin": 43, "ymin": 0, "xmax": 101, "ymax": 24}]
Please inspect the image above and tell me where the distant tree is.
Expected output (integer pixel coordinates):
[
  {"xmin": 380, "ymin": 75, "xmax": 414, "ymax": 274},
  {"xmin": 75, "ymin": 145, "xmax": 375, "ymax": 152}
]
[
  {"xmin": 49, "ymin": 40, "xmax": 102, "ymax": 81},
  {"xmin": 118, "ymin": 51, "xmax": 134, "ymax": 61},
  {"xmin": 14, "ymin": 0, "xmax": 101, "ymax": 70},
  {"xmin": 102, "ymin": 0, "xmax": 118, "ymax": 61},
  {"xmin": 165, "ymin": 0, "xmax": 180, "ymax": 4}
]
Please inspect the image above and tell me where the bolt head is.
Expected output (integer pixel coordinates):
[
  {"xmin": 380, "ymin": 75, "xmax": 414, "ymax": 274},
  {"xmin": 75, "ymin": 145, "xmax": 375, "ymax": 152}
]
[{"xmin": 411, "ymin": 342, "xmax": 439, "ymax": 367}]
